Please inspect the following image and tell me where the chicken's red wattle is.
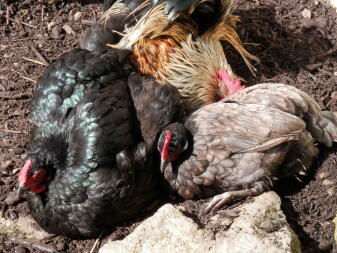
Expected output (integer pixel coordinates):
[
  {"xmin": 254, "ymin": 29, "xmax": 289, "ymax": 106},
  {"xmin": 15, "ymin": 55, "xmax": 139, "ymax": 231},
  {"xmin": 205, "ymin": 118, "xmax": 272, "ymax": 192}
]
[{"xmin": 161, "ymin": 130, "xmax": 172, "ymax": 161}]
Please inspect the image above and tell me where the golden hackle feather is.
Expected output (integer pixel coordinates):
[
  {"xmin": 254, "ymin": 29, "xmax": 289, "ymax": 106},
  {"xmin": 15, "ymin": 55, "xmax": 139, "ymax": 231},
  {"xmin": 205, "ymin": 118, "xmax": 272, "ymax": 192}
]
[
  {"xmin": 161, "ymin": 35, "xmax": 239, "ymax": 112},
  {"xmin": 109, "ymin": 0, "xmax": 258, "ymax": 74},
  {"xmin": 108, "ymin": 2, "xmax": 198, "ymax": 50},
  {"xmin": 201, "ymin": 0, "xmax": 260, "ymax": 73}
]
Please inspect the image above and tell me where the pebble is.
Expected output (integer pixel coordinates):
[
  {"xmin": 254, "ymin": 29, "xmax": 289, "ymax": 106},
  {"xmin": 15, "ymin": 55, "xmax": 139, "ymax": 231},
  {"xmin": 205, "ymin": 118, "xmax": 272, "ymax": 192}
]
[
  {"xmin": 47, "ymin": 21, "xmax": 57, "ymax": 31},
  {"xmin": 15, "ymin": 246, "xmax": 28, "ymax": 253},
  {"xmin": 331, "ymin": 91, "xmax": 337, "ymax": 100},
  {"xmin": 5, "ymin": 191, "xmax": 21, "ymax": 206},
  {"xmin": 14, "ymin": 148, "xmax": 24, "ymax": 155},
  {"xmin": 302, "ymin": 8, "xmax": 312, "ymax": 19},
  {"xmin": 3, "ymin": 160, "xmax": 12, "ymax": 169},
  {"xmin": 317, "ymin": 172, "xmax": 329, "ymax": 179},
  {"xmin": 62, "ymin": 24, "xmax": 76, "ymax": 35},
  {"xmin": 51, "ymin": 26, "xmax": 61, "ymax": 38},
  {"xmin": 327, "ymin": 187, "xmax": 335, "ymax": 196},
  {"xmin": 74, "ymin": 12, "xmax": 84, "ymax": 22},
  {"xmin": 322, "ymin": 179, "xmax": 334, "ymax": 186}
]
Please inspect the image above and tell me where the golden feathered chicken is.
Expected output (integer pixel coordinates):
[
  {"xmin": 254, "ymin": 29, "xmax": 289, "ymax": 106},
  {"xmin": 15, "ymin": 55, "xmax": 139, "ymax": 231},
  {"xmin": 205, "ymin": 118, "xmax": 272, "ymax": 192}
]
[
  {"xmin": 104, "ymin": 0, "xmax": 258, "ymax": 112},
  {"xmin": 156, "ymin": 83, "xmax": 337, "ymax": 213}
]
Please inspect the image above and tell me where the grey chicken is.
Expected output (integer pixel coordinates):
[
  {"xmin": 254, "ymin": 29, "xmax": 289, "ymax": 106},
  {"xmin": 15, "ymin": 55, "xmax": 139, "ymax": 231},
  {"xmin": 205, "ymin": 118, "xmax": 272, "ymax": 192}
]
[{"xmin": 157, "ymin": 83, "xmax": 337, "ymax": 213}]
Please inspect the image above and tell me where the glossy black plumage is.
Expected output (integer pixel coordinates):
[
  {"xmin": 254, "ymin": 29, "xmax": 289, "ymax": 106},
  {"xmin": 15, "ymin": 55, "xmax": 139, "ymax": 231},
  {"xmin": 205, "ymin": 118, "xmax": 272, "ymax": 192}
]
[
  {"xmin": 127, "ymin": 73, "xmax": 184, "ymax": 146},
  {"xmin": 25, "ymin": 47, "xmax": 184, "ymax": 238},
  {"xmin": 154, "ymin": 0, "xmax": 222, "ymax": 22}
]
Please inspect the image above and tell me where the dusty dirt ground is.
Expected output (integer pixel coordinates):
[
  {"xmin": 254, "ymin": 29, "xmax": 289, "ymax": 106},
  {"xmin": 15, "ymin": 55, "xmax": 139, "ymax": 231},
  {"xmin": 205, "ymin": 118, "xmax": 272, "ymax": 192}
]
[{"xmin": 0, "ymin": 0, "xmax": 336, "ymax": 252}]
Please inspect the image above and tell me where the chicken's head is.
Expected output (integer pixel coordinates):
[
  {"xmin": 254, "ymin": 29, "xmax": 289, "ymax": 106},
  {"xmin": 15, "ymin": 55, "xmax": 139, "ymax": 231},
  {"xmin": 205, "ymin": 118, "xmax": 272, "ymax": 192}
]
[
  {"xmin": 17, "ymin": 159, "xmax": 52, "ymax": 196},
  {"xmin": 157, "ymin": 123, "xmax": 189, "ymax": 173}
]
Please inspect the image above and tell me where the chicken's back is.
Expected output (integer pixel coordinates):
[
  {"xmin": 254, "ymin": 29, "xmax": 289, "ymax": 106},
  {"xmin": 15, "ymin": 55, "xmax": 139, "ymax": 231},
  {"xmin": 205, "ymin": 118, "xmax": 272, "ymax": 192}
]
[
  {"xmin": 164, "ymin": 102, "xmax": 310, "ymax": 199},
  {"xmin": 31, "ymin": 48, "xmax": 132, "ymax": 136}
]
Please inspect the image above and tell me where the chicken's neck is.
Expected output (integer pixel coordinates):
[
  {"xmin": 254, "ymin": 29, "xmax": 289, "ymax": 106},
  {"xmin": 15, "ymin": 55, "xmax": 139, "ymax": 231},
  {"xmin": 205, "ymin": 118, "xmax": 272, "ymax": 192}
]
[{"xmin": 131, "ymin": 37, "xmax": 178, "ymax": 81}]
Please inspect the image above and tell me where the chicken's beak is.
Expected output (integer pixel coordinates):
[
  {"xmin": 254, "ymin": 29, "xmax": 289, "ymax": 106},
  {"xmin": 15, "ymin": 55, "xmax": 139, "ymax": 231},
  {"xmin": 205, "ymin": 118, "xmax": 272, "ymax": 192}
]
[
  {"xmin": 17, "ymin": 185, "xmax": 27, "ymax": 198},
  {"xmin": 160, "ymin": 159, "xmax": 169, "ymax": 173}
]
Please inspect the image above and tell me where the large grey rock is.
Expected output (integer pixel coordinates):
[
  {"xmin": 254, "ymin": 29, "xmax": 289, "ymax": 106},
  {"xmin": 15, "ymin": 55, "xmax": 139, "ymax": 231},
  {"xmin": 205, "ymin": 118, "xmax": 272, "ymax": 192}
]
[
  {"xmin": 328, "ymin": 0, "xmax": 337, "ymax": 10},
  {"xmin": 0, "ymin": 215, "xmax": 50, "ymax": 241},
  {"xmin": 99, "ymin": 192, "xmax": 301, "ymax": 253}
]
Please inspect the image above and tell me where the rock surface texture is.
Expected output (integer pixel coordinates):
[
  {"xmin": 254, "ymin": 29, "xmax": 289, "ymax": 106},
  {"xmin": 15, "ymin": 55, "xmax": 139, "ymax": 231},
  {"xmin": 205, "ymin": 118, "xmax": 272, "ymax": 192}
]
[
  {"xmin": 99, "ymin": 192, "xmax": 301, "ymax": 253},
  {"xmin": 0, "ymin": 216, "xmax": 50, "ymax": 241}
]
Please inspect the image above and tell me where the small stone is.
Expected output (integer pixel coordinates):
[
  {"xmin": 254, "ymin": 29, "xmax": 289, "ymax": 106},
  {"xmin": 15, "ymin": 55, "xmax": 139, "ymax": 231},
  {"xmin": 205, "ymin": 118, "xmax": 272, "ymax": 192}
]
[
  {"xmin": 5, "ymin": 191, "xmax": 21, "ymax": 206},
  {"xmin": 3, "ymin": 160, "xmax": 12, "ymax": 169},
  {"xmin": 15, "ymin": 246, "xmax": 27, "ymax": 253},
  {"xmin": 47, "ymin": 21, "xmax": 57, "ymax": 31},
  {"xmin": 334, "ymin": 72, "xmax": 337, "ymax": 76},
  {"xmin": 322, "ymin": 179, "xmax": 334, "ymax": 186},
  {"xmin": 314, "ymin": 1, "xmax": 319, "ymax": 4},
  {"xmin": 317, "ymin": 172, "xmax": 329, "ymax": 179},
  {"xmin": 302, "ymin": 8, "xmax": 312, "ymax": 19},
  {"xmin": 13, "ymin": 110, "xmax": 21, "ymax": 116},
  {"xmin": 331, "ymin": 91, "xmax": 337, "ymax": 100},
  {"xmin": 21, "ymin": 153, "xmax": 27, "ymax": 160},
  {"xmin": 327, "ymin": 187, "xmax": 335, "ymax": 196},
  {"xmin": 74, "ymin": 12, "xmax": 84, "ymax": 22},
  {"xmin": 51, "ymin": 26, "xmax": 61, "ymax": 38},
  {"xmin": 14, "ymin": 149, "xmax": 24, "ymax": 155},
  {"xmin": 62, "ymin": 24, "xmax": 76, "ymax": 35}
]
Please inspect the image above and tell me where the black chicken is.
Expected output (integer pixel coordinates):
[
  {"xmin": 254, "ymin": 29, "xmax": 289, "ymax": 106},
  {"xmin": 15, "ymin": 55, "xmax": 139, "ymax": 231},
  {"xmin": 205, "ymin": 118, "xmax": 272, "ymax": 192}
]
[
  {"xmin": 17, "ymin": 47, "xmax": 184, "ymax": 238},
  {"xmin": 156, "ymin": 83, "xmax": 337, "ymax": 213}
]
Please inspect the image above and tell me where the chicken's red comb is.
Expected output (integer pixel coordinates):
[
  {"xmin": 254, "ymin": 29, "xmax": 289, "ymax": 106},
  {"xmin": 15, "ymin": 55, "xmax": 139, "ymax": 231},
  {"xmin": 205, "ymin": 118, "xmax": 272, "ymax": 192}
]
[
  {"xmin": 18, "ymin": 159, "xmax": 32, "ymax": 184},
  {"xmin": 161, "ymin": 130, "xmax": 172, "ymax": 161}
]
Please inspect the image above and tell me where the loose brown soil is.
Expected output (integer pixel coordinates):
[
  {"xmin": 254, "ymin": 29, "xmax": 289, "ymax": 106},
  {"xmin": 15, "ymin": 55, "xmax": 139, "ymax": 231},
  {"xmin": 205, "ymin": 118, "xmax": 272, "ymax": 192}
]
[{"xmin": 0, "ymin": 0, "xmax": 336, "ymax": 252}]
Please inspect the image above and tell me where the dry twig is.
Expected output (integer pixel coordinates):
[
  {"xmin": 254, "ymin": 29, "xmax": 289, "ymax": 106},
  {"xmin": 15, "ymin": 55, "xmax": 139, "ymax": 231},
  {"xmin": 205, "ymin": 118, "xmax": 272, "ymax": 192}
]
[
  {"xmin": 0, "ymin": 129, "xmax": 26, "ymax": 134},
  {"xmin": 8, "ymin": 237, "xmax": 57, "ymax": 253},
  {"xmin": 0, "ymin": 93, "xmax": 29, "ymax": 99},
  {"xmin": 8, "ymin": 17, "xmax": 37, "ymax": 29},
  {"xmin": 41, "ymin": 6, "xmax": 45, "ymax": 22},
  {"xmin": 10, "ymin": 69, "xmax": 37, "ymax": 83},
  {"xmin": 30, "ymin": 45, "xmax": 49, "ymax": 65},
  {"xmin": 6, "ymin": 6, "xmax": 10, "ymax": 25},
  {"xmin": 22, "ymin": 57, "xmax": 48, "ymax": 66}
]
